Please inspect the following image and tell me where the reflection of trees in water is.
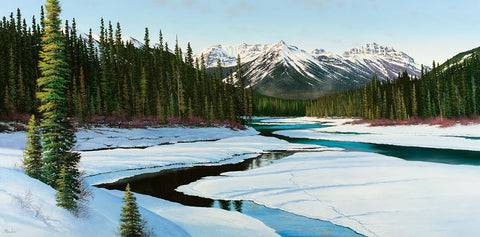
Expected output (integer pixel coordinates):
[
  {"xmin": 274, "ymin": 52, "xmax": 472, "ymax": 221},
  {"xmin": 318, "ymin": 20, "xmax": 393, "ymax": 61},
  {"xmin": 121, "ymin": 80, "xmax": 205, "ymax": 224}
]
[
  {"xmin": 217, "ymin": 200, "xmax": 243, "ymax": 212},
  {"xmin": 234, "ymin": 200, "xmax": 242, "ymax": 213},
  {"xmin": 220, "ymin": 200, "xmax": 231, "ymax": 211}
]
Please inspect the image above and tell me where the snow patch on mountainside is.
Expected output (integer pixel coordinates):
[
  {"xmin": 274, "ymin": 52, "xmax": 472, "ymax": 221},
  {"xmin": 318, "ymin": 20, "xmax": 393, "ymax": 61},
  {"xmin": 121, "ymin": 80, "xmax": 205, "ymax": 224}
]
[
  {"xmin": 342, "ymin": 43, "xmax": 421, "ymax": 79},
  {"xmin": 195, "ymin": 43, "xmax": 270, "ymax": 68},
  {"xmin": 199, "ymin": 41, "xmax": 423, "ymax": 86},
  {"xmin": 199, "ymin": 41, "xmax": 425, "ymax": 99}
]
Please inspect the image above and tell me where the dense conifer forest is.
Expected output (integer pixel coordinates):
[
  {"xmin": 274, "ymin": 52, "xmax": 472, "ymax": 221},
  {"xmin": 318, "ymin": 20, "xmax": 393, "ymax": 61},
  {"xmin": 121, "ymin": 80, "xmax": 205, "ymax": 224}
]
[
  {"xmin": 0, "ymin": 8, "xmax": 252, "ymax": 125},
  {"xmin": 307, "ymin": 50, "xmax": 480, "ymax": 120},
  {"xmin": 253, "ymin": 93, "xmax": 307, "ymax": 117}
]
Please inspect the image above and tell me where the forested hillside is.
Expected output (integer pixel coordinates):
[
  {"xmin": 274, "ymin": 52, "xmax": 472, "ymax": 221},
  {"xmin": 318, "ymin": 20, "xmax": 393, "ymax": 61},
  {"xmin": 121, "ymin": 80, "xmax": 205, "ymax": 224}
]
[
  {"xmin": 307, "ymin": 49, "xmax": 480, "ymax": 120},
  {"xmin": 0, "ymin": 8, "xmax": 252, "ymax": 125}
]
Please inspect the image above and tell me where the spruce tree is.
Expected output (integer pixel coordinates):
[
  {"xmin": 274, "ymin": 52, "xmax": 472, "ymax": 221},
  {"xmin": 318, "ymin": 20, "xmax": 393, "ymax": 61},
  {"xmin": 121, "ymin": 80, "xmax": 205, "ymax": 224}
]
[
  {"xmin": 23, "ymin": 115, "xmax": 42, "ymax": 180},
  {"xmin": 55, "ymin": 165, "xmax": 77, "ymax": 211},
  {"xmin": 120, "ymin": 184, "xmax": 144, "ymax": 237},
  {"xmin": 37, "ymin": 0, "xmax": 80, "ymax": 199}
]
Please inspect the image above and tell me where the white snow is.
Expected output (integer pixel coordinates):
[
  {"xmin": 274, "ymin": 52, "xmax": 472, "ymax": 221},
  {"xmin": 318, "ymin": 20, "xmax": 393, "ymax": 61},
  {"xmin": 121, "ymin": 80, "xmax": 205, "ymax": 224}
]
[
  {"xmin": 124, "ymin": 191, "xmax": 278, "ymax": 237},
  {"xmin": 179, "ymin": 151, "xmax": 480, "ymax": 237},
  {"xmin": 195, "ymin": 43, "xmax": 269, "ymax": 68},
  {"xmin": 272, "ymin": 117, "xmax": 480, "ymax": 151},
  {"xmin": 75, "ymin": 126, "xmax": 258, "ymax": 151},
  {"xmin": 0, "ymin": 126, "xmax": 302, "ymax": 237},
  {"xmin": 82, "ymin": 134, "xmax": 321, "ymax": 185},
  {"xmin": 0, "ymin": 165, "xmax": 188, "ymax": 237},
  {"xmin": 199, "ymin": 41, "xmax": 423, "ymax": 88},
  {"xmin": 0, "ymin": 162, "xmax": 278, "ymax": 236}
]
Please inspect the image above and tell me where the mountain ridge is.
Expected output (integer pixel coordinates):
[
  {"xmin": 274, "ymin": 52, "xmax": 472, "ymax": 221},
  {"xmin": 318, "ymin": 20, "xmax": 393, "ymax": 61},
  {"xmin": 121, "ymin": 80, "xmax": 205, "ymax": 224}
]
[{"xmin": 197, "ymin": 41, "xmax": 424, "ymax": 99}]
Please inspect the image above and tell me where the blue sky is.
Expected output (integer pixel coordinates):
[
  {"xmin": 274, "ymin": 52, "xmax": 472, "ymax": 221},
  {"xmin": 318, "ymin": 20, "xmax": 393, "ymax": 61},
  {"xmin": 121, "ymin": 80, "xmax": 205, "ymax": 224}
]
[{"xmin": 2, "ymin": 0, "xmax": 480, "ymax": 65}]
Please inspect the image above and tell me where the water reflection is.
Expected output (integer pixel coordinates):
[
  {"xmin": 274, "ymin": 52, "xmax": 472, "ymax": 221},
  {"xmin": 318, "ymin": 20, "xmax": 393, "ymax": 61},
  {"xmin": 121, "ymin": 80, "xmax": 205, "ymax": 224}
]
[
  {"xmin": 219, "ymin": 200, "xmax": 231, "ymax": 211},
  {"xmin": 234, "ymin": 200, "xmax": 243, "ymax": 213},
  {"xmin": 99, "ymin": 152, "xmax": 294, "ymax": 208}
]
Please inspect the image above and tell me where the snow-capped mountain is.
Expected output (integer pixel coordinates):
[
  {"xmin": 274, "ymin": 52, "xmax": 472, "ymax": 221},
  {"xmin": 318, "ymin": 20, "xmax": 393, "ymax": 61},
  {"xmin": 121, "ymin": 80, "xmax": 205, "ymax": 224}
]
[
  {"xmin": 195, "ymin": 43, "xmax": 269, "ymax": 67},
  {"xmin": 197, "ymin": 41, "xmax": 424, "ymax": 99},
  {"xmin": 341, "ymin": 43, "xmax": 421, "ymax": 80}
]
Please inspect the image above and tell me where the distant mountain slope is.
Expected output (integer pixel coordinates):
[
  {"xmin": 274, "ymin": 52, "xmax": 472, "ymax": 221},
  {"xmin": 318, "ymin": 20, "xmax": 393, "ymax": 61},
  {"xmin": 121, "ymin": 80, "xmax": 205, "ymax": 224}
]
[
  {"xmin": 197, "ymin": 41, "xmax": 424, "ymax": 99},
  {"xmin": 435, "ymin": 46, "xmax": 480, "ymax": 71}
]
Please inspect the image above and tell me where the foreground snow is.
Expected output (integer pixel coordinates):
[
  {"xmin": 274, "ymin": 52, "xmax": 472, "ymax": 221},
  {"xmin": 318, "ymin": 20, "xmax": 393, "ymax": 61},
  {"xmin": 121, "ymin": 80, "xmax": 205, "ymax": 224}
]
[
  {"xmin": 0, "ymin": 166, "xmax": 189, "ymax": 236},
  {"xmin": 271, "ymin": 117, "xmax": 480, "ymax": 151},
  {"xmin": 180, "ymin": 151, "xmax": 480, "ymax": 237},
  {"xmin": 0, "ymin": 126, "xmax": 294, "ymax": 236},
  {"xmin": 0, "ymin": 165, "xmax": 278, "ymax": 236}
]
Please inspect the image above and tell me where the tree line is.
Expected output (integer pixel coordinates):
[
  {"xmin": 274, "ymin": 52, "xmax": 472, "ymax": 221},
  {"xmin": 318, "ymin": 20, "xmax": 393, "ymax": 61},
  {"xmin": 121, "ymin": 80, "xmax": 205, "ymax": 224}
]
[
  {"xmin": 0, "ymin": 8, "xmax": 252, "ymax": 125},
  {"xmin": 253, "ymin": 93, "xmax": 307, "ymax": 117},
  {"xmin": 307, "ymin": 51, "xmax": 480, "ymax": 120}
]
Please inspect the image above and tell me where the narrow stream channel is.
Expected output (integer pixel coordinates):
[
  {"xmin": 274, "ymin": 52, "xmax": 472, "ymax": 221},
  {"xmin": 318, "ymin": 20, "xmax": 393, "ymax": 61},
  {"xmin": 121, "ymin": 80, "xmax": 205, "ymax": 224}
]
[{"xmin": 99, "ymin": 151, "xmax": 362, "ymax": 236}]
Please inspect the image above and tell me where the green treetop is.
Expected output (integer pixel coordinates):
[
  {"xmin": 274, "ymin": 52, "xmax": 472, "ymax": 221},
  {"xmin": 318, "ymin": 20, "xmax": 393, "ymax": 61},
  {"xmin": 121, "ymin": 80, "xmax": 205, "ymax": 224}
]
[{"xmin": 120, "ymin": 184, "xmax": 144, "ymax": 237}]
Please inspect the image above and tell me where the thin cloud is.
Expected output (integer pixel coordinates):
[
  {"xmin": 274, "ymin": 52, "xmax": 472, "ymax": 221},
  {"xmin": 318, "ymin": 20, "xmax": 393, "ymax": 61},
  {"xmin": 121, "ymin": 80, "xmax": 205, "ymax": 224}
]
[
  {"xmin": 226, "ymin": 0, "xmax": 255, "ymax": 17},
  {"xmin": 292, "ymin": 0, "xmax": 344, "ymax": 9},
  {"xmin": 151, "ymin": 0, "xmax": 212, "ymax": 12}
]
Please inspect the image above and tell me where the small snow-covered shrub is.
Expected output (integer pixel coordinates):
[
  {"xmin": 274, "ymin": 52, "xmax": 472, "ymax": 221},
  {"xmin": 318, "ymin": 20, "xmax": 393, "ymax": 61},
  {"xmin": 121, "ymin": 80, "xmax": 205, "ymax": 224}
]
[
  {"xmin": 13, "ymin": 189, "xmax": 48, "ymax": 222},
  {"xmin": 75, "ymin": 171, "xmax": 94, "ymax": 218}
]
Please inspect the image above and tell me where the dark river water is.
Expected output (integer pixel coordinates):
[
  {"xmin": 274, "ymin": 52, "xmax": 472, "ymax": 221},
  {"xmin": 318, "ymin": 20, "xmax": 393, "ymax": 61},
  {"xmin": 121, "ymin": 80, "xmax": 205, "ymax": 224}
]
[{"xmin": 99, "ymin": 118, "xmax": 480, "ymax": 236}]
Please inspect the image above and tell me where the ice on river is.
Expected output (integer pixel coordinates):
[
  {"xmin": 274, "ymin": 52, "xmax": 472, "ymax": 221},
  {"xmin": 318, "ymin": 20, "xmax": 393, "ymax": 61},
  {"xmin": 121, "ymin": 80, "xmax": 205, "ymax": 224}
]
[
  {"xmin": 179, "ymin": 151, "xmax": 480, "ymax": 237},
  {"xmin": 271, "ymin": 117, "xmax": 480, "ymax": 151},
  {"xmin": 82, "ymin": 134, "xmax": 324, "ymax": 185}
]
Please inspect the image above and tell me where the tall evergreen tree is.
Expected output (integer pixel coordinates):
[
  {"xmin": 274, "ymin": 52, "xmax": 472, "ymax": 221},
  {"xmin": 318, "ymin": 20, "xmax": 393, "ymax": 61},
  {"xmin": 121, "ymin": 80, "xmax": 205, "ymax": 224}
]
[{"xmin": 37, "ymin": 0, "xmax": 81, "ymax": 205}]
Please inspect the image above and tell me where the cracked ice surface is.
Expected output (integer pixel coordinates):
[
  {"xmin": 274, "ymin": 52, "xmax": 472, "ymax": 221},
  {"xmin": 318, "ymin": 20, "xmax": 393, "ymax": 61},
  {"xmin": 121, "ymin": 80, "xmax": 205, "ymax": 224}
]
[{"xmin": 179, "ymin": 151, "xmax": 480, "ymax": 237}]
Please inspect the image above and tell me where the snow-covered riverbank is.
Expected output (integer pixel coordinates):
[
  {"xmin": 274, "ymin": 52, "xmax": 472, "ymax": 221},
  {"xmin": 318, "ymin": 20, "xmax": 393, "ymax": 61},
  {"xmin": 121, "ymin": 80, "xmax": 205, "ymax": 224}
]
[
  {"xmin": 180, "ymin": 151, "xmax": 480, "ymax": 236},
  {"xmin": 179, "ymin": 117, "xmax": 480, "ymax": 236},
  {"xmin": 1, "ymin": 125, "xmax": 321, "ymax": 237},
  {"xmin": 274, "ymin": 117, "xmax": 480, "ymax": 151}
]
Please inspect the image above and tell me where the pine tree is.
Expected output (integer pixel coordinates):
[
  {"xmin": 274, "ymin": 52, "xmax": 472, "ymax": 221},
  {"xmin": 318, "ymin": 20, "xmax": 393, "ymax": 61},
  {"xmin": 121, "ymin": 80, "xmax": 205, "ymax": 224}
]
[
  {"xmin": 55, "ymin": 165, "xmax": 77, "ymax": 211},
  {"xmin": 78, "ymin": 67, "xmax": 88, "ymax": 122},
  {"xmin": 23, "ymin": 115, "xmax": 42, "ymax": 180},
  {"xmin": 120, "ymin": 184, "xmax": 144, "ymax": 237},
  {"xmin": 37, "ymin": 0, "xmax": 80, "ymax": 196}
]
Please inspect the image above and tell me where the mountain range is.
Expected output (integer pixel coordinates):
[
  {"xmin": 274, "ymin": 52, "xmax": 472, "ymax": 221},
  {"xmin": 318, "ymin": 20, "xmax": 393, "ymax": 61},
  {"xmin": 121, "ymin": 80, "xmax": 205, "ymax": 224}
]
[{"xmin": 196, "ymin": 41, "xmax": 425, "ymax": 99}]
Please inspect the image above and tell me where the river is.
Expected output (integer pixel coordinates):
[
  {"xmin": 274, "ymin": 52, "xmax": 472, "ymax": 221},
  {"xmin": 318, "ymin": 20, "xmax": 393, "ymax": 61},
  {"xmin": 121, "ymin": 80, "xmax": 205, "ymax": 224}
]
[{"xmin": 99, "ymin": 118, "xmax": 480, "ymax": 236}]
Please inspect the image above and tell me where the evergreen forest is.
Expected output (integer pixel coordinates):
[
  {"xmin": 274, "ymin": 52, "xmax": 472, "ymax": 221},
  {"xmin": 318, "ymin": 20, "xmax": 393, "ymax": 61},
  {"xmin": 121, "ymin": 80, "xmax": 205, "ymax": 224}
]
[
  {"xmin": 0, "ymin": 8, "xmax": 252, "ymax": 125},
  {"xmin": 307, "ymin": 50, "xmax": 480, "ymax": 120}
]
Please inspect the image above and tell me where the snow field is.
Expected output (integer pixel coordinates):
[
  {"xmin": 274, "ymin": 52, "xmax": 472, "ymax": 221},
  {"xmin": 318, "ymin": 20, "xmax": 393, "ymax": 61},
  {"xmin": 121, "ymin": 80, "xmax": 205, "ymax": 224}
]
[
  {"xmin": 0, "ymin": 125, "xmax": 321, "ymax": 236},
  {"xmin": 179, "ymin": 151, "xmax": 480, "ymax": 237}
]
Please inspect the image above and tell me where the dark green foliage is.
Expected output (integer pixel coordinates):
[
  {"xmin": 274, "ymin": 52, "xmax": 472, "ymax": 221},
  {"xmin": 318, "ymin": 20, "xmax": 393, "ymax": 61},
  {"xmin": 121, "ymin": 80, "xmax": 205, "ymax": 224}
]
[
  {"xmin": 306, "ymin": 89, "xmax": 363, "ymax": 117},
  {"xmin": 55, "ymin": 165, "xmax": 78, "ymax": 211},
  {"xmin": 0, "ymin": 7, "xmax": 251, "ymax": 125},
  {"xmin": 37, "ymin": 0, "xmax": 80, "ymax": 190},
  {"xmin": 33, "ymin": 0, "xmax": 81, "ymax": 213},
  {"xmin": 120, "ymin": 184, "xmax": 144, "ymax": 237},
  {"xmin": 23, "ymin": 115, "xmax": 42, "ymax": 179},
  {"xmin": 307, "ymin": 49, "xmax": 480, "ymax": 120},
  {"xmin": 254, "ymin": 93, "xmax": 308, "ymax": 117}
]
